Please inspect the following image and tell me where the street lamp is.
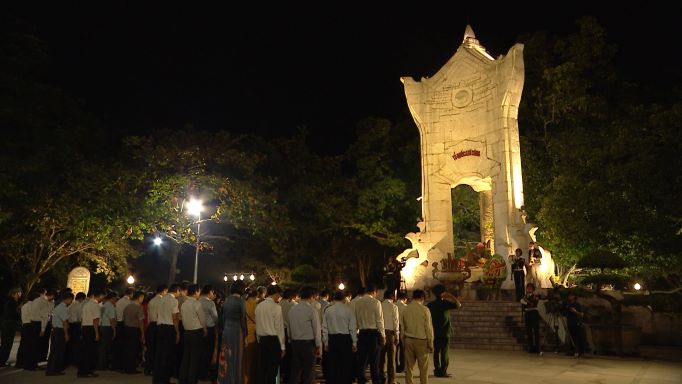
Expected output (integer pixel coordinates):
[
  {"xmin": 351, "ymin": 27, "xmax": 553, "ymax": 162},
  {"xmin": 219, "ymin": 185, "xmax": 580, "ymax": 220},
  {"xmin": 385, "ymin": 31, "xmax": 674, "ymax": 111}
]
[
  {"xmin": 634, "ymin": 282, "xmax": 642, "ymax": 291},
  {"xmin": 338, "ymin": 282, "xmax": 345, "ymax": 291},
  {"xmin": 127, "ymin": 275, "xmax": 135, "ymax": 286},
  {"xmin": 153, "ymin": 237, "xmax": 163, "ymax": 246},
  {"xmin": 186, "ymin": 197, "xmax": 204, "ymax": 284},
  {"xmin": 249, "ymin": 274, "xmax": 255, "ymax": 282}
]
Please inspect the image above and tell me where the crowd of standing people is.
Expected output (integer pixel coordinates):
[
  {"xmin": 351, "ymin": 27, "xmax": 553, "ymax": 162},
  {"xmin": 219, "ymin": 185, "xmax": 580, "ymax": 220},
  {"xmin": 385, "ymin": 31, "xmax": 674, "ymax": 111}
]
[{"xmin": 0, "ymin": 280, "xmax": 464, "ymax": 384}]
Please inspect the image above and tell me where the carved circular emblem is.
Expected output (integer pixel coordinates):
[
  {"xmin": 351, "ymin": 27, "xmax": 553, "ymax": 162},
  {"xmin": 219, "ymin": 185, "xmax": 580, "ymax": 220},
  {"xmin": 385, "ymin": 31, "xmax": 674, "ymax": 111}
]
[{"xmin": 452, "ymin": 88, "xmax": 473, "ymax": 108}]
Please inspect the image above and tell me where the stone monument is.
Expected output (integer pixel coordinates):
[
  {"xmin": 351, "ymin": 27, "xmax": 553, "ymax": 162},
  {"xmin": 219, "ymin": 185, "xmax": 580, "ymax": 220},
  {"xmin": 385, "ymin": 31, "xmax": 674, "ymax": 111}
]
[
  {"xmin": 397, "ymin": 26, "xmax": 549, "ymax": 290},
  {"xmin": 67, "ymin": 266, "xmax": 91, "ymax": 295}
]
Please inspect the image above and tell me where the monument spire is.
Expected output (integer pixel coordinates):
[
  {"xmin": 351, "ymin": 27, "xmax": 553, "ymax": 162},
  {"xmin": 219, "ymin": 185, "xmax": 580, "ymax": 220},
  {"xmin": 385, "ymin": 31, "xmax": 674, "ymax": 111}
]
[
  {"xmin": 461, "ymin": 24, "xmax": 494, "ymax": 60},
  {"xmin": 463, "ymin": 24, "xmax": 476, "ymax": 43}
]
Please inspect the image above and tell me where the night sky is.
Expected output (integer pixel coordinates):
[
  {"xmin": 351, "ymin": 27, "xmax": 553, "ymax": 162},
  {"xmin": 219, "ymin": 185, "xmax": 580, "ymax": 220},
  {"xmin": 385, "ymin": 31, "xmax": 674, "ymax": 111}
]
[{"xmin": 7, "ymin": 1, "xmax": 681, "ymax": 152}]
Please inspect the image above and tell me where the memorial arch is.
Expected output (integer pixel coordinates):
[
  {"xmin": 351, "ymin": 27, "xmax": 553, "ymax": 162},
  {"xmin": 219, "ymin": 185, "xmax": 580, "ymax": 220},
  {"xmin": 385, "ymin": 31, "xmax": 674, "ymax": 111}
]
[{"xmin": 397, "ymin": 26, "xmax": 543, "ymax": 289}]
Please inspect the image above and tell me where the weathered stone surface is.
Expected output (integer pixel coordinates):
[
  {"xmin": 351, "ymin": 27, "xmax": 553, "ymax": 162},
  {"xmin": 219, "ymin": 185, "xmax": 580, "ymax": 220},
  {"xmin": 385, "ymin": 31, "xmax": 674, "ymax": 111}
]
[{"xmin": 397, "ymin": 26, "xmax": 547, "ymax": 289}]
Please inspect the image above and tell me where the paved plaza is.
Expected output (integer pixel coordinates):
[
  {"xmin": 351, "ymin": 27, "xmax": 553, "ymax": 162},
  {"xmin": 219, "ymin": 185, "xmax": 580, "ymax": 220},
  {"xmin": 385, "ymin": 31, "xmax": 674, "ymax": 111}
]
[{"xmin": 1, "ymin": 343, "xmax": 681, "ymax": 384}]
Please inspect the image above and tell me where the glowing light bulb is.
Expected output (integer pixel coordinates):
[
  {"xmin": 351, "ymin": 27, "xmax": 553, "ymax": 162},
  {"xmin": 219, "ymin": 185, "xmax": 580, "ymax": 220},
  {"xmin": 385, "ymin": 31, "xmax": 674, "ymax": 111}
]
[
  {"xmin": 126, "ymin": 275, "xmax": 135, "ymax": 285},
  {"xmin": 153, "ymin": 237, "xmax": 162, "ymax": 246},
  {"xmin": 233, "ymin": 275, "xmax": 238, "ymax": 281},
  {"xmin": 338, "ymin": 282, "xmax": 345, "ymax": 291},
  {"xmin": 634, "ymin": 283, "xmax": 642, "ymax": 291},
  {"xmin": 249, "ymin": 274, "xmax": 255, "ymax": 281}
]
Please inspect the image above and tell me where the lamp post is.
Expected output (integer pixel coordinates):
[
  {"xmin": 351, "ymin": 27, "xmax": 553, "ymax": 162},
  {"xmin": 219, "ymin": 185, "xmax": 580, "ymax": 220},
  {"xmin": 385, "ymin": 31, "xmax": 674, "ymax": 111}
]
[
  {"xmin": 186, "ymin": 198, "xmax": 204, "ymax": 284},
  {"xmin": 126, "ymin": 275, "xmax": 135, "ymax": 286}
]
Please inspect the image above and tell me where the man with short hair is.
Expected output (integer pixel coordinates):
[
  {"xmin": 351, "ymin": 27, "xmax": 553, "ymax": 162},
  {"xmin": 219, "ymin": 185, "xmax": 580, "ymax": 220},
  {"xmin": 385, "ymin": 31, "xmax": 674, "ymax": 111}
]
[
  {"xmin": 179, "ymin": 284, "xmax": 207, "ymax": 384},
  {"xmin": 353, "ymin": 284, "xmax": 385, "ymax": 384},
  {"xmin": 113, "ymin": 288, "xmax": 133, "ymax": 371},
  {"xmin": 0, "ymin": 287, "xmax": 22, "ymax": 368},
  {"xmin": 98, "ymin": 292, "xmax": 117, "ymax": 369},
  {"xmin": 395, "ymin": 291, "xmax": 408, "ymax": 373},
  {"xmin": 198, "ymin": 285, "xmax": 217, "ymax": 381},
  {"xmin": 15, "ymin": 292, "xmax": 38, "ymax": 369},
  {"xmin": 66, "ymin": 292, "xmax": 86, "ymax": 367},
  {"xmin": 123, "ymin": 291, "xmax": 146, "ymax": 374},
  {"xmin": 145, "ymin": 284, "xmax": 167, "ymax": 375},
  {"xmin": 287, "ymin": 286, "xmax": 321, "ymax": 384},
  {"xmin": 46, "ymin": 292, "xmax": 74, "ymax": 376},
  {"xmin": 426, "ymin": 284, "xmax": 460, "ymax": 378},
  {"xmin": 400, "ymin": 290, "xmax": 433, "ymax": 384},
  {"xmin": 380, "ymin": 289, "xmax": 400, "ymax": 384},
  {"xmin": 26, "ymin": 289, "xmax": 55, "ymax": 370},
  {"xmin": 154, "ymin": 284, "xmax": 181, "ymax": 384},
  {"xmin": 255, "ymin": 285, "xmax": 284, "ymax": 384},
  {"xmin": 279, "ymin": 288, "xmax": 298, "ymax": 384},
  {"xmin": 322, "ymin": 291, "xmax": 357, "ymax": 384},
  {"xmin": 78, "ymin": 290, "xmax": 105, "ymax": 378}
]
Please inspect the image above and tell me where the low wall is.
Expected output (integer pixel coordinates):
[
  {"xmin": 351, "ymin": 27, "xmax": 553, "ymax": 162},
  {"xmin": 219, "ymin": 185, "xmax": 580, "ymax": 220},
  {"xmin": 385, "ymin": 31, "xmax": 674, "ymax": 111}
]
[{"xmin": 580, "ymin": 296, "xmax": 682, "ymax": 347}]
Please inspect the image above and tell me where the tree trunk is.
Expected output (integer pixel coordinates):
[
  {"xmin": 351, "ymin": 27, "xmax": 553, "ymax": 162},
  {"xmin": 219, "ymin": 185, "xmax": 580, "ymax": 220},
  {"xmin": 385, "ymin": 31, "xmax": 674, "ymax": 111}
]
[{"xmin": 167, "ymin": 244, "xmax": 180, "ymax": 286}]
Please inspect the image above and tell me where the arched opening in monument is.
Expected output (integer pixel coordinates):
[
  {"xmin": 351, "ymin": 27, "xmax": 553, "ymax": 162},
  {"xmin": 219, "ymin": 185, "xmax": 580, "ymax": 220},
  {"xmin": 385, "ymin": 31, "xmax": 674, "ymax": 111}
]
[{"xmin": 451, "ymin": 185, "xmax": 480, "ymax": 257}]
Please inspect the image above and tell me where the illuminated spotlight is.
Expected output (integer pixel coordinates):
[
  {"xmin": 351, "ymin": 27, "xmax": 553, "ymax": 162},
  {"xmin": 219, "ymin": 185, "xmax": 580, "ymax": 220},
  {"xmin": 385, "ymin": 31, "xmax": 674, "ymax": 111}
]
[
  {"xmin": 338, "ymin": 282, "xmax": 345, "ymax": 291},
  {"xmin": 634, "ymin": 283, "xmax": 642, "ymax": 291},
  {"xmin": 233, "ymin": 275, "xmax": 238, "ymax": 281},
  {"xmin": 249, "ymin": 274, "xmax": 255, "ymax": 281},
  {"xmin": 126, "ymin": 275, "xmax": 135, "ymax": 285},
  {"xmin": 186, "ymin": 198, "xmax": 204, "ymax": 217},
  {"xmin": 239, "ymin": 274, "xmax": 244, "ymax": 281},
  {"xmin": 271, "ymin": 281, "xmax": 277, "ymax": 286},
  {"xmin": 153, "ymin": 237, "xmax": 162, "ymax": 246},
  {"xmin": 223, "ymin": 274, "xmax": 228, "ymax": 282}
]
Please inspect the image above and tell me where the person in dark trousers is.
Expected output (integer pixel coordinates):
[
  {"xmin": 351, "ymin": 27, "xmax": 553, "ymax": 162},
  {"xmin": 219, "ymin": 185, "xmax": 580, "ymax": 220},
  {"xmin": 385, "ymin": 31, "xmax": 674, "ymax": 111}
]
[
  {"xmin": 426, "ymin": 284, "xmax": 461, "ymax": 378},
  {"xmin": 98, "ymin": 292, "xmax": 117, "ymax": 370},
  {"xmin": 322, "ymin": 291, "xmax": 357, "ymax": 384},
  {"xmin": 520, "ymin": 283, "xmax": 541, "ymax": 354},
  {"xmin": 0, "ymin": 287, "xmax": 22, "ymax": 368},
  {"xmin": 78, "ymin": 290, "xmax": 104, "ymax": 378},
  {"xmin": 113, "ymin": 288, "xmax": 133, "ymax": 371},
  {"xmin": 153, "ymin": 283, "xmax": 181, "ymax": 384},
  {"xmin": 287, "ymin": 286, "xmax": 321, "ymax": 384},
  {"xmin": 66, "ymin": 292, "xmax": 86, "ymax": 367},
  {"xmin": 563, "ymin": 292, "xmax": 586, "ymax": 357},
  {"xmin": 353, "ymin": 284, "xmax": 385, "ymax": 384},
  {"xmin": 145, "ymin": 284, "xmax": 167, "ymax": 375},
  {"xmin": 394, "ymin": 291, "xmax": 407, "ymax": 373},
  {"xmin": 255, "ymin": 285, "xmax": 284, "ymax": 384},
  {"xmin": 15, "ymin": 292, "xmax": 39, "ymax": 369},
  {"xmin": 25, "ymin": 289, "xmax": 55, "ymax": 370},
  {"xmin": 123, "ymin": 291, "xmax": 146, "ymax": 374},
  {"xmin": 511, "ymin": 248, "xmax": 526, "ymax": 301},
  {"xmin": 179, "ymin": 284, "xmax": 206, "ymax": 384},
  {"xmin": 46, "ymin": 292, "xmax": 74, "ymax": 375},
  {"xmin": 198, "ymin": 285, "xmax": 218, "ymax": 382}
]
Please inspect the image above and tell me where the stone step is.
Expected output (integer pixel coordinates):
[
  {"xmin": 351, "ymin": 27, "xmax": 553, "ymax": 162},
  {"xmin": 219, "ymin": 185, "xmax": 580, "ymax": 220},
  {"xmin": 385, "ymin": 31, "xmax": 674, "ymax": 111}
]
[
  {"xmin": 452, "ymin": 343, "xmax": 525, "ymax": 351},
  {"xmin": 452, "ymin": 315, "xmax": 522, "ymax": 321}
]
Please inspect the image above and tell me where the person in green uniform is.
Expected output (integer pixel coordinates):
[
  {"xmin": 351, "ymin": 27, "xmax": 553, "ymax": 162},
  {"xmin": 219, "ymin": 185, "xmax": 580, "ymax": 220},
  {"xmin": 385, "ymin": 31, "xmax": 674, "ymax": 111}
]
[
  {"xmin": 0, "ymin": 287, "xmax": 22, "ymax": 367},
  {"xmin": 425, "ymin": 284, "xmax": 461, "ymax": 378}
]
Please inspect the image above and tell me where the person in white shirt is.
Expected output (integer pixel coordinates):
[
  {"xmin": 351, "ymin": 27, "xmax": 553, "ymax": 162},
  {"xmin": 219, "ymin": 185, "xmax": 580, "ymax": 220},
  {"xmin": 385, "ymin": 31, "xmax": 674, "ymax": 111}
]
[
  {"xmin": 322, "ymin": 291, "xmax": 357, "ymax": 384},
  {"xmin": 353, "ymin": 284, "xmax": 385, "ymax": 384},
  {"xmin": 25, "ymin": 289, "xmax": 56, "ymax": 370},
  {"xmin": 255, "ymin": 285, "xmax": 284, "ymax": 384},
  {"xmin": 15, "ymin": 291, "xmax": 38, "ymax": 369},
  {"xmin": 153, "ymin": 283, "xmax": 181, "ymax": 384},
  {"xmin": 288, "ymin": 287, "xmax": 322, "ymax": 384},
  {"xmin": 113, "ymin": 287, "xmax": 133, "ymax": 371},
  {"xmin": 380, "ymin": 290, "xmax": 400, "ymax": 384},
  {"xmin": 46, "ymin": 292, "xmax": 74, "ymax": 376},
  {"xmin": 66, "ymin": 292, "xmax": 86, "ymax": 367},
  {"xmin": 144, "ymin": 284, "xmax": 167, "ymax": 375},
  {"xmin": 78, "ymin": 290, "xmax": 105, "ymax": 378},
  {"xmin": 198, "ymin": 285, "xmax": 218, "ymax": 382},
  {"xmin": 179, "ymin": 284, "xmax": 207, "ymax": 384},
  {"xmin": 395, "ymin": 291, "xmax": 408, "ymax": 373}
]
